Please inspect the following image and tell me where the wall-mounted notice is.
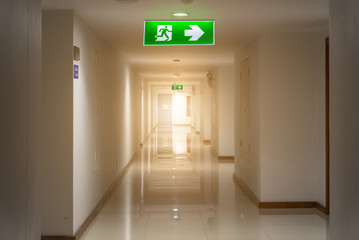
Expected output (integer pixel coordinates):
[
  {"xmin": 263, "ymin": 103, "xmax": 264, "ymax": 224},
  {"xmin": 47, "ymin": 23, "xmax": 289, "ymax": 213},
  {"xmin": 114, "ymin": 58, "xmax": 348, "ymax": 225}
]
[{"xmin": 74, "ymin": 64, "xmax": 79, "ymax": 79}]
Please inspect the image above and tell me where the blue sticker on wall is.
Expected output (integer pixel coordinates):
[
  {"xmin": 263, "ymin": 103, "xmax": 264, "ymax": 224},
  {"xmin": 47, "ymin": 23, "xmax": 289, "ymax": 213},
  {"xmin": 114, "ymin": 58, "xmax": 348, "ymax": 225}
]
[{"xmin": 74, "ymin": 64, "xmax": 79, "ymax": 79}]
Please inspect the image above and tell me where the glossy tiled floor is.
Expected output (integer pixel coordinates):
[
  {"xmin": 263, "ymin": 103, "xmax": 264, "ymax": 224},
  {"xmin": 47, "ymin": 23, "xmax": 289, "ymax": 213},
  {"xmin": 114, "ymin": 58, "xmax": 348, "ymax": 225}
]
[{"xmin": 81, "ymin": 127, "xmax": 328, "ymax": 240}]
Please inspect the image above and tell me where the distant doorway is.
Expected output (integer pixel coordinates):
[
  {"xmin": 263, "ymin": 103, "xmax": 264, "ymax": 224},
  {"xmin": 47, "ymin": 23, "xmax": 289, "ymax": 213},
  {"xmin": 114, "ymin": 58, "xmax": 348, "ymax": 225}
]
[{"xmin": 158, "ymin": 94, "xmax": 172, "ymax": 126}]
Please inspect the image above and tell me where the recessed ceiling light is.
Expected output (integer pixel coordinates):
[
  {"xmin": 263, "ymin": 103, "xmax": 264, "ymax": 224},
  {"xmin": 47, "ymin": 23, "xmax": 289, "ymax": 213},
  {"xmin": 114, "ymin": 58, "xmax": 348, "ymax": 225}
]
[
  {"xmin": 173, "ymin": 12, "xmax": 189, "ymax": 17},
  {"xmin": 115, "ymin": 0, "xmax": 138, "ymax": 3},
  {"xmin": 180, "ymin": 0, "xmax": 194, "ymax": 4}
]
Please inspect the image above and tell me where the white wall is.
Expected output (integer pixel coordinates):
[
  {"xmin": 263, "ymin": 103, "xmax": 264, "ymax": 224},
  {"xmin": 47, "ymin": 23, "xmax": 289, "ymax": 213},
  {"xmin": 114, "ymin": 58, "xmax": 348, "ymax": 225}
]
[
  {"xmin": 0, "ymin": 0, "xmax": 41, "ymax": 239},
  {"xmin": 234, "ymin": 33, "xmax": 327, "ymax": 204},
  {"xmin": 234, "ymin": 38, "xmax": 262, "ymax": 199},
  {"xmin": 330, "ymin": 0, "xmax": 359, "ymax": 239},
  {"xmin": 139, "ymin": 77, "xmax": 153, "ymax": 142},
  {"xmin": 194, "ymin": 85, "xmax": 201, "ymax": 132},
  {"xmin": 152, "ymin": 86, "xmax": 157, "ymax": 129},
  {"xmin": 259, "ymin": 34, "xmax": 326, "ymax": 202},
  {"xmin": 41, "ymin": 10, "xmax": 74, "ymax": 235},
  {"xmin": 190, "ymin": 86, "xmax": 196, "ymax": 128},
  {"xmin": 73, "ymin": 12, "xmax": 141, "ymax": 233},
  {"xmin": 142, "ymin": 79, "xmax": 150, "ymax": 142},
  {"xmin": 42, "ymin": 10, "xmax": 142, "ymax": 235},
  {"xmin": 211, "ymin": 72, "xmax": 219, "ymax": 153},
  {"xmin": 201, "ymin": 79, "xmax": 212, "ymax": 141},
  {"xmin": 218, "ymin": 65, "xmax": 235, "ymax": 156},
  {"xmin": 147, "ymin": 82, "xmax": 155, "ymax": 137}
]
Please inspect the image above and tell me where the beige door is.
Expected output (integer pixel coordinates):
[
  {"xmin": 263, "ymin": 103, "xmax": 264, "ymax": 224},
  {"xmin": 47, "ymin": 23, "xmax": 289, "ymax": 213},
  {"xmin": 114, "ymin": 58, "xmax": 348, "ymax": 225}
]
[{"xmin": 240, "ymin": 58, "xmax": 251, "ymax": 161}]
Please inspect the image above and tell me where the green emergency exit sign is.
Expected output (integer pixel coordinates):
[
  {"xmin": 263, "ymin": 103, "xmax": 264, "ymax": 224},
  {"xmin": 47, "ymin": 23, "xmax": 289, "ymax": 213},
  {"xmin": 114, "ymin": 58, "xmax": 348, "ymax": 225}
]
[
  {"xmin": 144, "ymin": 20, "xmax": 215, "ymax": 46},
  {"xmin": 172, "ymin": 85, "xmax": 183, "ymax": 90}
]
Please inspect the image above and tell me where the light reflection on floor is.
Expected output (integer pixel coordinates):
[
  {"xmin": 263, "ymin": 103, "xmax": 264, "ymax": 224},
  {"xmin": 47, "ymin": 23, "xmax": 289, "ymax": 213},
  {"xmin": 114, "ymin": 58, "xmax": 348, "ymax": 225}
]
[{"xmin": 81, "ymin": 126, "xmax": 328, "ymax": 240}]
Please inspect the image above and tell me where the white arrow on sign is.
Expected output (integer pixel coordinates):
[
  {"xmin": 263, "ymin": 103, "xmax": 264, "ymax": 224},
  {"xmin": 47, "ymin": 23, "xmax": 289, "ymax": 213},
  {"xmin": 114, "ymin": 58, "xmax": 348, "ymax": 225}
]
[{"xmin": 185, "ymin": 25, "xmax": 204, "ymax": 41}]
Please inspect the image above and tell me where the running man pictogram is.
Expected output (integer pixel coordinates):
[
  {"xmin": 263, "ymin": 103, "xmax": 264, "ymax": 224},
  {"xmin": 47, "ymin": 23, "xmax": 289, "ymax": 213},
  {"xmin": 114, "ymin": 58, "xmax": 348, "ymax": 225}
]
[{"xmin": 155, "ymin": 25, "xmax": 172, "ymax": 41}]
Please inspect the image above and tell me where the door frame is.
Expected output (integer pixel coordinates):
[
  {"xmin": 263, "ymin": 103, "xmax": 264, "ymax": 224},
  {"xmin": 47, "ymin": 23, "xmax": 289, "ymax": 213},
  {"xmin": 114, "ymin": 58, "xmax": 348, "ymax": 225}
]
[{"xmin": 325, "ymin": 37, "xmax": 330, "ymax": 215}]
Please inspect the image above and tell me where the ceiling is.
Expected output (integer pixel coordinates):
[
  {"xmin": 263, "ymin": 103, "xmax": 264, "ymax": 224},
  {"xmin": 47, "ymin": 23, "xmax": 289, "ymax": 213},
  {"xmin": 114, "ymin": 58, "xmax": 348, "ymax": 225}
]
[{"xmin": 42, "ymin": 0, "xmax": 329, "ymax": 78}]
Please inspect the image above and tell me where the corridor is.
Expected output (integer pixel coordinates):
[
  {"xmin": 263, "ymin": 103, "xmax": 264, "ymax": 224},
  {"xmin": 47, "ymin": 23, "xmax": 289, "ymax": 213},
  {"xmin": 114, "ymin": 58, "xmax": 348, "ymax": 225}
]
[
  {"xmin": 2, "ymin": 0, "xmax": 359, "ymax": 240},
  {"xmin": 80, "ymin": 127, "xmax": 327, "ymax": 240}
]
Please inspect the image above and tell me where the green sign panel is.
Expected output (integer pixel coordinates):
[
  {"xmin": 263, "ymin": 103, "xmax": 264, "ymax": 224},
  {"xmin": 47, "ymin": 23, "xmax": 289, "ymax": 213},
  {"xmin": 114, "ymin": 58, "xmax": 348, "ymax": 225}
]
[
  {"xmin": 144, "ymin": 20, "xmax": 215, "ymax": 46},
  {"xmin": 172, "ymin": 85, "xmax": 183, "ymax": 90}
]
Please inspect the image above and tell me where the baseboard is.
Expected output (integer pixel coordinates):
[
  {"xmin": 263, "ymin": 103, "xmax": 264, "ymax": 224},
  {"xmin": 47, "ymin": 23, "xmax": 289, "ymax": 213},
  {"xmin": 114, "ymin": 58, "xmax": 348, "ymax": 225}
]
[
  {"xmin": 203, "ymin": 139, "xmax": 211, "ymax": 145},
  {"xmin": 259, "ymin": 201, "xmax": 318, "ymax": 209},
  {"xmin": 41, "ymin": 146, "xmax": 142, "ymax": 240},
  {"xmin": 218, "ymin": 156, "xmax": 234, "ymax": 163},
  {"xmin": 315, "ymin": 203, "xmax": 329, "ymax": 215},
  {"xmin": 233, "ymin": 174, "xmax": 328, "ymax": 214},
  {"xmin": 41, "ymin": 237, "xmax": 75, "ymax": 240},
  {"xmin": 209, "ymin": 147, "xmax": 234, "ymax": 163},
  {"xmin": 259, "ymin": 202, "xmax": 328, "ymax": 215},
  {"xmin": 233, "ymin": 173, "xmax": 260, "ymax": 206}
]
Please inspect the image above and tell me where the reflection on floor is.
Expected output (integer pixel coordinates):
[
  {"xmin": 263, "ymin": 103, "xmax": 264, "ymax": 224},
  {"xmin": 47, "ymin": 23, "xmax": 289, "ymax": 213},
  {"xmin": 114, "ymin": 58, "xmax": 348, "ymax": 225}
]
[{"xmin": 81, "ymin": 126, "xmax": 328, "ymax": 240}]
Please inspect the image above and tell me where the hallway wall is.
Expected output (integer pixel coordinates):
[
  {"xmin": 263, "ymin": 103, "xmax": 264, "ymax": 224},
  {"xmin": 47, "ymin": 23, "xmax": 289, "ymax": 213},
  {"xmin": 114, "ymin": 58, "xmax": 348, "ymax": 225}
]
[
  {"xmin": 41, "ymin": 10, "xmax": 74, "ymax": 235},
  {"xmin": 73, "ymin": 13, "xmax": 141, "ymax": 233},
  {"xmin": 234, "ymin": 38, "xmax": 262, "ymax": 198},
  {"xmin": 211, "ymin": 72, "xmax": 219, "ymax": 152},
  {"xmin": 194, "ymin": 85, "xmax": 201, "ymax": 133},
  {"xmin": 42, "ymin": 10, "xmax": 142, "ymax": 235},
  {"xmin": 234, "ymin": 33, "xmax": 327, "ymax": 204},
  {"xmin": 140, "ymin": 79, "xmax": 158, "ymax": 141},
  {"xmin": 330, "ymin": 0, "xmax": 359, "ymax": 238},
  {"xmin": 201, "ymin": 78, "xmax": 212, "ymax": 142},
  {"xmin": 218, "ymin": 65, "xmax": 235, "ymax": 156},
  {"xmin": 259, "ymin": 34, "xmax": 326, "ymax": 203},
  {"xmin": 142, "ymin": 79, "xmax": 151, "ymax": 141},
  {"xmin": 0, "ymin": 0, "xmax": 42, "ymax": 239}
]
